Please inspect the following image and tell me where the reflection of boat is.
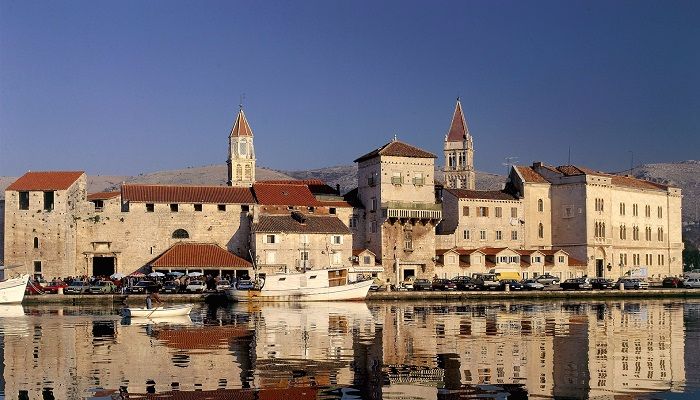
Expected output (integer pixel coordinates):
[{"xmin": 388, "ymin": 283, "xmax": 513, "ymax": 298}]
[
  {"xmin": 0, "ymin": 304, "xmax": 26, "ymax": 318},
  {"xmin": 0, "ymin": 266, "xmax": 30, "ymax": 304},
  {"xmin": 226, "ymin": 267, "xmax": 373, "ymax": 302},
  {"xmin": 121, "ymin": 314, "xmax": 193, "ymax": 326},
  {"xmin": 123, "ymin": 304, "xmax": 192, "ymax": 318}
]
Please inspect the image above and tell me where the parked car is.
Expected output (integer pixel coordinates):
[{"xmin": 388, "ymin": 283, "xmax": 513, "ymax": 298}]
[
  {"xmin": 162, "ymin": 281, "xmax": 180, "ymax": 294},
  {"xmin": 683, "ymin": 277, "xmax": 700, "ymax": 289},
  {"xmin": 431, "ymin": 279, "xmax": 457, "ymax": 291},
  {"xmin": 521, "ymin": 279, "xmax": 545, "ymax": 291},
  {"xmin": 662, "ymin": 277, "xmax": 683, "ymax": 288},
  {"xmin": 43, "ymin": 281, "xmax": 68, "ymax": 294},
  {"xmin": 216, "ymin": 280, "xmax": 232, "ymax": 291},
  {"xmin": 64, "ymin": 281, "xmax": 91, "ymax": 295},
  {"xmin": 472, "ymin": 273, "xmax": 500, "ymax": 290},
  {"xmin": 590, "ymin": 278, "xmax": 615, "ymax": 290},
  {"xmin": 89, "ymin": 280, "xmax": 117, "ymax": 294},
  {"xmin": 412, "ymin": 278, "xmax": 432, "ymax": 291},
  {"xmin": 25, "ymin": 279, "xmax": 48, "ymax": 295},
  {"xmin": 127, "ymin": 280, "xmax": 161, "ymax": 294},
  {"xmin": 497, "ymin": 279, "xmax": 523, "ymax": 291},
  {"xmin": 535, "ymin": 274, "xmax": 561, "ymax": 285},
  {"xmin": 616, "ymin": 278, "xmax": 649, "ymax": 290},
  {"xmin": 236, "ymin": 279, "xmax": 254, "ymax": 290},
  {"xmin": 451, "ymin": 276, "xmax": 478, "ymax": 291},
  {"xmin": 560, "ymin": 278, "xmax": 593, "ymax": 290},
  {"xmin": 186, "ymin": 280, "xmax": 207, "ymax": 293}
]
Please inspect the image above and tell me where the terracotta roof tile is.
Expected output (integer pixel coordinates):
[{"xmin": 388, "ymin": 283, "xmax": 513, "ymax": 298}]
[
  {"xmin": 87, "ymin": 191, "xmax": 121, "ymax": 201},
  {"xmin": 6, "ymin": 171, "xmax": 84, "ymax": 191},
  {"xmin": 514, "ymin": 166, "xmax": 548, "ymax": 183},
  {"xmin": 254, "ymin": 214, "xmax": 351, "ymax": 234},
  {"xmin": 446, "ymin": 100, "xmax": 470, "ymax": 142},
  {"xmin": 568, "ymin": 256, "xmax": 587, "ymax": 267},
  {"xmin": 122, "ymin": 184, "xmax": 255, "ymax": 204},
  {"xmin": 253, "ymin": 183, "xmax": 321, "ymax": 206},
  {"xmin": 446, "ymin": 188, "xmax": 519, "ymax": 200},
  {"xmin": 151, "ymin": 242, "xmax": 252, "ymax": 269},
  {"xmin": 557, "ymin": 164, "xmax": 669, "ymax": 191},
  {"xmin": 354, "ymin": 140, "xmax": 436, "ymax": 163}
]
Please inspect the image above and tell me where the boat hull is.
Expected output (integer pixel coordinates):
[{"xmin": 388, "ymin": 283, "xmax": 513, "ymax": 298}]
[
  {"xmin": 227, "ymin": 279, "xmax": 373, "ymax": 302},
  {"xmin": 123, "ymin": 304, "xmax": 192, "ymax": 318},
  {"xmin": 0, "ymin": 274, "xmax": 29, "ymax": 304}
]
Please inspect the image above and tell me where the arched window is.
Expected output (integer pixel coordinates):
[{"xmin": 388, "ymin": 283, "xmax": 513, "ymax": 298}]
[
  {"xmin": 244, "ymin": 164, "xmax": 252, "ymax": 180},
  {"xmin": 33, "ymin": 237, "xmax": 39, "ymax": 249},
  {"xmin": 172, "ymin": 229, "xmax": 189, "ymax": 239},
  {"xmin": 236, "ymin": 165, "xmax": 242, "ymax": 181},
  {"xmin": 538, "ymin": 223, "xmax": 544, "ymax": 238},
  {"xmin": 538, "ymin": 199, "xmax": 543, "ymax": 212}
]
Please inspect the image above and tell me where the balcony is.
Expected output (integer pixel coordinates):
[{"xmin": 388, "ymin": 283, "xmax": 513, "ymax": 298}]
[{"xmin": 382, "ymin": 201, "xmax": 442, "ymax": 221}]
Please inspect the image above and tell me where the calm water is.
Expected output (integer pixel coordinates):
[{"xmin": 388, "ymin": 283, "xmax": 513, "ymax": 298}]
[{"xmin": 1, "ymin": 299, "xmax": 699, "ymax": 399}]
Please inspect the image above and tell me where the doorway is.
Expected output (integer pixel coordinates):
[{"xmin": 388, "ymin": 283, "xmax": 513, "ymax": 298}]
[
  {"xmin": 92, "ymin": 256, "xmax": 115, "ymax": 277},
  {"xmin": 402, "ymin": 268, "xmax": 416, "ymax": 281},
  {"xmin": 596, "ymin": 259, "xmax": 604, "ymax": 278}
]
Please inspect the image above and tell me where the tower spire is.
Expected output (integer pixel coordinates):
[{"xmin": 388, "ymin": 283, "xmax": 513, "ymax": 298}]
[
  {"xmin": 446, "ymin": 98, "xmax": 470, "ymax": 142},
  {"xmin": 443, "ymin": 98, "xmax": 475, "ymax": 189},
  {"xmin": 227, "ymin": 106, "xmax": 256, "ymax": 187}
]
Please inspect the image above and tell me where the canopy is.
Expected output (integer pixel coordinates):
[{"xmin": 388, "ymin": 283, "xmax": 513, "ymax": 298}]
[
  {"xmin": 148, "ymin": 272, "xmax": 165, "ymax": 277},
  {"xmin": 110, "ymin": 273, "xmax": 125, "ymax": 279},
  {"xmin": 168, "ymin": 271, "xmax": 185, "ymax": 277},
  {"xmin": 187, "ymin": 271, "xmax": 203, "ymax": 277}
]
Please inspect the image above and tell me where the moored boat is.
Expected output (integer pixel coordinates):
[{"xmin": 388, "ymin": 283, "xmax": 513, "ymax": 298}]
[
  {"xmin": 0, "ymin": 267, "xmax": 30, "ymax": 304},
  {"xmin": 123, "ymin": 304, "xmax": 193, "ymax": 318},
  {"xmin": 226, "ymin": 267, "xmax": 373, "ymax": 302}
]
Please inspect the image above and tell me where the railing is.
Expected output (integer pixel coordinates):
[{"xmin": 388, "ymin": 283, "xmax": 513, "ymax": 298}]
[{"xmin": 382, "ymin": 201, "xmax": 442, "ymax": 220}]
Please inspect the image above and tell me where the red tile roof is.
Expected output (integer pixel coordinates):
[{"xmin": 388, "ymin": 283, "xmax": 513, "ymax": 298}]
[
  {"xmin": 610, "ymin": 174, "xmax": 669, "ymax": 191},
  {"xmin": 354, "ymin": 140, "xmax": 436, "ymax": 163},
  {"xmin": 253, "ymin": 183, "xmax": 321, "ymax": 206},
  {"xmin": 514, "ymin": 166, "xmax": 548, "ymax": 183},
  {"xmin": 254, "ymin": 214, "xmax": 351, "ymax": 234},
  {"xmin": 87, "ymin": 191, "xmax": 121, "ymax": 201},
  {"xmin": 155, "ymin": 326, "xmax": 251, "ymax": 350},
  {"xmin": 446, "ymin": 188, "xmax": 519, "ymax": 200},
  {"xmin": 151, "ymin": 242, "xmax": 252, "ymax": 268},
  {"xmin": 568, "ymin": 256, "xmax": 587, "ymax": 267},
  {"xmin": 478, "ymin": 247, "xmax": 510, "ymax": 255},
  {"xmin": 352, "ymin": 248, "xmax": 375, "ymax": 257},
  {"xmin": 122, "ymin": 184, "xmax": 255, "ymax": 204},
  {"xmin": 229, "ymin": 108, "xmax": 253, "ymax": 137},
  {"xmin": 446, "ymin": 100, "xmax": 470, "ymax": 142},
  {"xmin": 6, "ymin": 171, "xmax": 84, "ymax": 191}
]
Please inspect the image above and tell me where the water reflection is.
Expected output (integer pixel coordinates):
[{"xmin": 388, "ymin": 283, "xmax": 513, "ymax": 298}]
[{"xmin": 0, "ymin": 300, "xmax": 698, "ymax": 399}]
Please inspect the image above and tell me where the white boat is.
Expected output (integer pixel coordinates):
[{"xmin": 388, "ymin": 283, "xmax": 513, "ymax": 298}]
[
  {"xmin": 123, "ymin": 304, "xmax": 193, "ymax": 318},
  {"xmin": 226, "ymin": 267, "xmax": 374, "ymax": 302},
  {"xmin": 0, "ymin": 269, "xmax": 30, "ymax": 304}
]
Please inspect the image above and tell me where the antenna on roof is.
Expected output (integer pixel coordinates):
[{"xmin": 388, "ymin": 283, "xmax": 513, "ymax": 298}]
[
  {"xmin": 393, "ymin": 133, "xmax": 398, "ymax": 141},
  {"xmin": 502, "ymin": 156, "xmax": 518, "ymax": 176}
]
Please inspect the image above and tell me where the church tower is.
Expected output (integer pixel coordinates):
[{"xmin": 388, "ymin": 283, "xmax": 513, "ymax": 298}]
[
  {"xmin": 227, "ymin": 107, "xmax": 256, "ymax": 187},
  {"xmin": 443, "ymin": 98, "xmax": 475, "ymax": 189}
]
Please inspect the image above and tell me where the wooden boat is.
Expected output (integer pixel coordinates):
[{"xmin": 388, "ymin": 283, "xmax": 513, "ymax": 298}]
[
  {"xmin": 0, "ymin": 267, "xmax": 30, "ymax": 304},
  {"xmin": 122, "ymin": 304, "xmax": 192, "ymax": 318},
  {"xmin": 226, "ymin": 267, "xmax": 374, "ymax": 302}
]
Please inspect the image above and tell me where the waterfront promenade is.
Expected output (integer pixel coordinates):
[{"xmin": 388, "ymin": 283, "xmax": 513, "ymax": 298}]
[{"xmin": 21, "ymin": 288, "xmax": 700, "ymax": 305}]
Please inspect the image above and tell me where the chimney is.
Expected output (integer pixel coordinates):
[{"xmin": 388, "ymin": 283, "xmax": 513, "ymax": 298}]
[
  {"xmin": 336, "ymin": 184, "xmax": 341, "ymax": 195},
  {"xmin": 291, "ymin": 210, "xmax": 307, "ymax": 224},
  {"xmin": 532, "ymin": 162, "xmax": 543, "ymax": 168}
]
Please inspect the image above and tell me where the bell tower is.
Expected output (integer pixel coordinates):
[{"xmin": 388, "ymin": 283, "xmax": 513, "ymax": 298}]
[
  {"xmin": 443, "ymin": 98, "xmax": 475, "ymax": 189},
  {"xmin": 227, "ymin": 106, "xmax": 256, "ymax": 187}
]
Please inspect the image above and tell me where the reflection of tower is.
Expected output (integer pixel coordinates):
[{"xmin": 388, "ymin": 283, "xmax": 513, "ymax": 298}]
[
  {"xmin": 228, "ymin": 328, "xmax": 256, "ymax": 388},
  {"xmin": 436, "ymin": 353, "xmax": 461, "ymax": 390},
  {"xmin": 227, "ymin": 106, "xmax": 256, "ymax": 187},
  {"xmin": 352, "ymin": 325, "xmax": 384, "ymax": 400},
  {"xmin": 552, "ymin": 315, "xmax": 590, "ymax": 398}
]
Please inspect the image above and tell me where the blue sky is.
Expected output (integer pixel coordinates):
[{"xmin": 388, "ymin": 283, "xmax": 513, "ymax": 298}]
[{"xmin": 1, "ymin": 0, "xmax": 698, "ymax": 177}]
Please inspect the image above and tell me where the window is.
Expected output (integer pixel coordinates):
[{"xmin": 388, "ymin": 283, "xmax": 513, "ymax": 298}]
[
  {"xmin": 33, "ymin": 237, "xmax": 39, "ymax": 249},
  {"xmin": 619, "ymin": 225, "xmax": 626, "ymax": 240},
  {"xmin": 511, "ymin": 207, "xmax": 518, "ymax": 218},
  {"xmin": 236, "ymin": 165, "xmax": 242, "ymax": 181},
  {"xmin": 265, "ymin": 234, "xmax": 277, "ymax": 244},
  {"xmin": 563, "ymin": 205, "xmax": 573, "ymax": 218},
  {"xmin": 33, "ymin": 260, "xmax": 42, "ymax": 274},
  {"xmin": 242, "ymin": 205, "xmax": 250, "ymax": 212},
  {"xmin": 367, "ymin": 174, "xmax": 376, "ymax": 186},
  {"xmin": 657, "ymin": 227, "xmax": 663, "ymax": 241},
  {"xmin": 363, "ymin": 255, "xmax": 371, "ymax": 265},
  {"xmin": 558, "ymin": 256, "xmax": 565, "ymax": 263},
  {"xmin": 645, "ymin": 254, "xmax": 652, "ymax": 266},
  {"xmin": 645, "ymin": 227, "xmax": 652, "ymax": 241},
  {"xmin": 645, "ymin": 205, "xmax": 651, "ymax": 218},
  {"xmin": 239, "ymin": 141, "xmax": 247, "ymax": 156},
  {"xmin": 329, "ymin": 207, "xmax": 336, "ymax": 214},
  {"xmin": 632, "ymin": 204, "xmax": 638, "ymax": 216},
  {"xmin": 463, "ymin": 230, "xmax": 470, "ymax": 240},
  {"xmin": 658, "ymin": 207, "xmax": 663, "ymax": 218},
  {"xmin": 300, "ymin": 251, "xmax": 309, "ymax": 268},
  {"xmin": 633, "ymin": 226, "xmax": 639, "ymax": 241},
  {"xmin": 43, "ymin": 191, "xmax": 54, "ymax": 211},
  {"xmin": 93, "ymin": 200, "xmax": 104, "ymax": 211},
  {"xmin": 658, "ymin": 254, "xmax": 664, "ymax": 266},
  {"xmin": 495, "ymin": 231, "xmax": 502, "ymax": 240},
  {"xmin": 511, "ymin": 230, "xmax": 518, "ymax": 240},
  {"xmin": 218, "ymin": 204, "xmax": 226, "ymax": 211},
  {"xmin": 538, "ymin": 199, "xmax": 544, "ymax": 212},
  {"xmin": 595, "ymin": 198, "xmax": 604, "ymax": 212},
  {"xmin": 404, "ymin": 231, "xmax": 413, "ymax": 250},
  {"xmin": 146, "ymin": 203, "xmax": 155, "ymax": 212},
  {"xmin": 480, "ymin": 230, "xmax": 486, "ymax": 240},
  {"xmin": 538, "ymin": 223, "xmax": 544, "ymax": 239},
  {"xmin": 331, "ymin": 235, "xmax": 343, "ymax": 245},
  {"xmin": 391, "ymin": 172, "xmax": 403, "ymax": 185},
  {"xmin": 462, "ymin": 206, "xmax": 470, "ymax": 217},
  {"xmin": 370, "ymin": 221, "xmax": 377, "ymax": 233},
  {"xmin": 477, "ymin": 207, "xmax": 489, "ymax": 217},
  {"xmin": 495, "ymin": 207, "xmax": 502, "ymax": 218},
  {"xmin": 19, "ymin": 191, "xmax": 29, "ymax": 210},
  {"xmin": 533, "ymin": 256, "xmax": 542, "ymax": 263},
  {"xmin": 349, "ymin": 215, "xmax": 358, "ymax": 228},
  {"xmin": 620, "ymin": 203, "xmax": 626, "ymax": 215},
  {"xmin": 633, "ymin": 254, "xmax": 640, "ymax": 266},
  {"xmin": 170, "ymin": 203, "xmax": 179, "ymax": 212},
  {"xmin": 413, "ymin": 172, "xmax": 424, "ymax": 186},
  {"xmin": 172, "ymin": 229, "xmax": 189, "ymax": 239},
  {"xmin": 188, "ymin": 204, "xmax": 201, "ymax": 212},
  {"xmin": 620, "ymin": 254, "xmax": 627, "ymax": 266},
  {"xmin": 121, "ymin": 202, "xmax": 130, "ymax": 212},
  {"xmin": 370, "ymin": 197, "xmax": 377, "ymax": 212}
]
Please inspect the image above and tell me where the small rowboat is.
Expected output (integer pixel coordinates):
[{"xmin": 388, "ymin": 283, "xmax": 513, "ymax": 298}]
[{"xmin": 123, "ymin": 304, "xmax": 192, "ymax": 318}]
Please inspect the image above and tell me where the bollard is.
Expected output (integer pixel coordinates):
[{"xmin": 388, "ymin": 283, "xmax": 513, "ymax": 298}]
[
  {"xmin": 57, "ymin": 287, "xmax": 63, "ymax": 295},
  {"xmin": 505, "ymin": 284, "xmax": 510, "ymax": 292},
  {"xmin": 619, "ymin": 282, "xmax": 624, "ymax": 290}
]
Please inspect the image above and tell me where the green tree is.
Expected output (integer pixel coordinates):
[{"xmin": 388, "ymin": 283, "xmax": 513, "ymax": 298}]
[{"xmin": 683, "ymin": 241, "xmax": 700, "ymax": 271}]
